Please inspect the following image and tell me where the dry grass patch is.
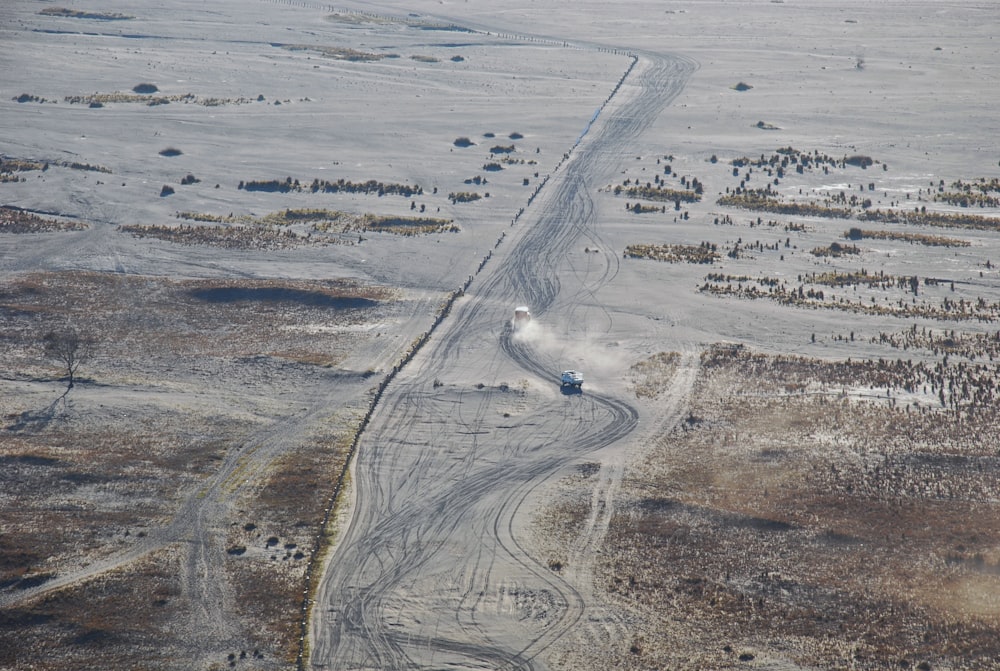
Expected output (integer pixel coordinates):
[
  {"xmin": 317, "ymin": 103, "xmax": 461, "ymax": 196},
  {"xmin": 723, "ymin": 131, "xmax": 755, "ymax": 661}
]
[
  {"xmin": 628, "ymin": 351, "xmax": 680, "ymax": 398},
  {"xmin": 0, "ymin": 206, "xmax": 87, "ymax": 233},
  {"xmin": 39, "ymin": 7, "xmax": 133, "ymax": 20},
  {"xmin": 586, "ymin": 345, "xmax": 1000, "ymax": 669},
  {"xmin": 0, "ymin": 551, "xmax": 183, "ymax": 671},
  {"xmin": 624, "ymin": 243, "xmax": 718, "ymax": 264},
  {"xmin": 119, "ymin": 223, "xmax": 312, "ymax": 250},
  {"xmin": 0, "ymin": 269, "xmax": 399, "ymax": 667},
  {"xmin": 279, "ymin": 44, "xmax": 395, "ymax": 61},
  {"xmin": 845, "ymin": 227, "xmax": 970, "ymax": 247}
]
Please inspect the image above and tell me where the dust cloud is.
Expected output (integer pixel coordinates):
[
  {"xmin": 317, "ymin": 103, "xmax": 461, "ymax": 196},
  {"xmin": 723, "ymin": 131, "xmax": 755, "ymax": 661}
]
[{"xmin": 511, "ymin": 315, "xmax": 632, "ymax": 388}]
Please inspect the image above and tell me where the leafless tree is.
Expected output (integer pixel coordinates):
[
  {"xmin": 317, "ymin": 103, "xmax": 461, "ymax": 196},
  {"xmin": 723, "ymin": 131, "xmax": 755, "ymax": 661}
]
[{"xmin": 43, "ymin": 328, "xmax": 92, "ymax": 389}]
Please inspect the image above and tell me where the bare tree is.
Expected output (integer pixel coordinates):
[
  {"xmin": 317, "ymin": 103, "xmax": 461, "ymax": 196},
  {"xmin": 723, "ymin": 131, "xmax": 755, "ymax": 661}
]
[{"xmin": 43, "ymin": 328, "xmax": 92, "ymax": 389}]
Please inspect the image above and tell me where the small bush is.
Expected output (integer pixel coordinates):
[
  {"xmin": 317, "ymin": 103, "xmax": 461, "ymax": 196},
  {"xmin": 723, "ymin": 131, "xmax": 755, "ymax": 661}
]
[
  {"xmin": 159, "ymin": 185, "xmax": 175, "ymax": 197},
  {"xmin": 159, "ymin": 147, "xmax": 182, "ymax": 157},
  {"xmin": 845, "ymin": 154, "xmax": 874, "ymax": 168},
  {"xmin": 453, "ymin": 137, "xmax": 474, "ymax": 148},
  {"xmin": 133, "ymin": 83, "xmax": 159, "ymax": 94}
]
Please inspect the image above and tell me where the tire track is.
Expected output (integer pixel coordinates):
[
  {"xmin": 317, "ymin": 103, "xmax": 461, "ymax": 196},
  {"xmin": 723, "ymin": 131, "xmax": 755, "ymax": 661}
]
[{"xmin": 309, "ymin": 35, "xmax": 696, "ymax": 671}]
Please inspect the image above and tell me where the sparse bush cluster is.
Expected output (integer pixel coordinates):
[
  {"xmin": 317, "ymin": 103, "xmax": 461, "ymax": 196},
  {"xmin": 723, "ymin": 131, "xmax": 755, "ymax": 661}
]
[
  {"xmin": 347, "ymin": 214, "xmax": 458, "ymax": 236},
  {"xmin": 625, "ymin": 243, "xmax": 719, "ymax": 264},
  {"xmin": 13, "ymin": 93, "xmax": 53, "ymax": 104},
  {"xmin": 613, "ymin": 183, "xmax": 701, "ymax": 203},
  {"xmin": 237, "ymin": 177, "xmax": 423, "ymax": 197},
  {"xmin": 874, "ymin": 324, "xmax": 1000, "ymax": 361},
  {"xmin": 119, "ymin": 223, "xmax": 310, "ymax": 250},
  {"xmin": 859, "ymin": 208, "xmax": 1000, "ymax": 232},
  {"xmin": 700, "ymin": 271, "xmax": 1000, "ymax": 322},
  {"xmin": 810, "ymin": 241, "xmax": 860, "ymax": 257},
  {"xmin": 718, "ymin": 189, "xmax": 852, "ymax": 218},
  {"xmin": 173, "ymin": 208, "xmax": 457, "ymax": 239},
  {"xmin": 845, "ymin": 227, "xmax": 969, "ymax": 247},
  {"xmin": 64, "ymin": 92, "xmax": 260, "ymax": 107},
  {"xmin": 1, "ymin": 156, "xmax": 109, "ymax": 174},
  {"xmin": 0, "ymin": 206, "xmax": 87, "ymax": 233},
  {"xmin": 280, "ymin": 44, "xmax": 392, "ymax": 61},
  {"xmin": 39, "ymin": 7, "xmax": 133, "ymax": 19},
  {"xmin": 731, "ymin": 147, "xmax": 877, "ymax": 172},
  {"xmin": 935, "ymin": 178, "xmax": 1000, "ymax": 208}
]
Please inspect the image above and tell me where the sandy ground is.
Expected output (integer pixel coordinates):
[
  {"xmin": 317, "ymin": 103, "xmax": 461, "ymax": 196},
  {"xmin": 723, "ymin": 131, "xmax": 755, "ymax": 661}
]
[{"xmin": 3, "ymin": 0, "xmax": 1000, "ymax": 669}]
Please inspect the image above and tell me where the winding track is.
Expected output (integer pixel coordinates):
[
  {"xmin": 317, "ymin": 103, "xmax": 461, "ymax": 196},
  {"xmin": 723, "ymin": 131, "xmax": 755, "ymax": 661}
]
[{"xmin": 309, "ymin": 36, "xmax": 697, "ymax": 671}]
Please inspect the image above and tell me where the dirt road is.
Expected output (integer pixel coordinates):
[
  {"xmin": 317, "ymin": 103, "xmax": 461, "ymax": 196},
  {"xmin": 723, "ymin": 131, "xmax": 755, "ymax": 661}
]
[{"xmin": 308, "ymin": 46, "xmax": 696, "ymax": 670}]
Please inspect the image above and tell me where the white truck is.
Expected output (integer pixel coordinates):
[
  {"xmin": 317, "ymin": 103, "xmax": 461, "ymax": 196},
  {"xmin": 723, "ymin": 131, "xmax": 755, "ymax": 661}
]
[{"xmin": 560, "ymin": 370, "xmax": 584, "ymax": 389}]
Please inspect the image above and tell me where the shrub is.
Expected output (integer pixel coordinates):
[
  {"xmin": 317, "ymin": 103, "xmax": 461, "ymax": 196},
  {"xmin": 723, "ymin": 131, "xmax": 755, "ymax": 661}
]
[
  {"xmin": 159, "ymin": 147, "xmax": 182, "ymax": 157},
  {"xmin": 845, "ymin": 154, "xmax": 874, "ymax": 168},
  {"xmin": 159, "ymin": 185, "xmax": 175, "ymax": 197},
  {"xmin": 133, "ymin": 83, "xmax": 159, "ymax": 94},
  {"xmin": 453, "ymin": 137, "xmax": 474, "ymax": 148}
]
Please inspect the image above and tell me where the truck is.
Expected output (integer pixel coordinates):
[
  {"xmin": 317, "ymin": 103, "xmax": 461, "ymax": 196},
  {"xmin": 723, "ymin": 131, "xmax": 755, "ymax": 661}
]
[{"xmin": 560, "ymin": 370, "xmax": 584, "ymax": 389}]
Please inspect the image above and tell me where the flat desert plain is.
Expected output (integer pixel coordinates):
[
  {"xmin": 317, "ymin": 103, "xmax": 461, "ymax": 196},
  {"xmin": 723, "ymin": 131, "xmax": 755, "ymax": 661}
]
[{"xmin": 2, "ymin": 1, "xmax": 1000, "ymax": 670}]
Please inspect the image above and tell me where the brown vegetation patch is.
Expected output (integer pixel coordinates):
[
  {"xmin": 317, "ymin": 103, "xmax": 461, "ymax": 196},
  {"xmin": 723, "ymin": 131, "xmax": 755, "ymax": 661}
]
[
  {"xmin": 873, "ymin": 324, "xmax": 1000, "ymax": 361},
  {"xmin": 171, "ymin": 209, "xmax": 457, "ymax": 242},
  {"xmin": 0, "ymin": 270, "xmax": 396, "ymax": 665},
  {"xmin": 718, "ymin": 189, "xmax": 852, "ymax": 218},
  {"xmin": 119, "ymin": 223, "xmax": 312, "ymax": 250},
  {"xmin": 349, "ymin": 214, "xmax": 458, "ymax": 236},
  {"xmin": 238, "ymin": 177, "xmax": 422, "ymax": 197},
  {"xmin": 448, "ymin": 191, "xmax": 482, "ymax": 203},
  {"xmin": 550, "ymin": 345, "xmax": 1000, "ymax": 669},
  {"xmin": 934, "ymin": 178, "xmax": 1000, "ymax": 208},
  {"xmin": 810, "ymin": 241, "xmax": 861, "ymax": 257},
  {"xmin": 845, "ymin": 227, "xmax": 970, "ymax": 247},
  {"xmin": 628, "ymin": 352, "xmax": 680, "ymax": 398},
  {"xmin": 39, "ymin": 7, "xmax": 133, "ymax": 20},
  {"xmin": 0, "ymin": 207, "xmax": 86, "ymax": 233},
  {"xmin": 0, "ymin": 552, "xmax": 184, "ymax": 671},
  {"xmin": 612, "ymin": 183, "xmax": 701, "ymax": 203},
  {"xmin": 279, "ymin": 44, "xmax": 395, "ymax": 61},
  {"xmin": 1, "ymin": 155, "xmax": 110, "ymax": 175},
  {"xmin": 624, "ymin": 242, "xmax": 718, "ymax": 264},
  {"xmin": 859, "ymin": 208, "xmax": 1000, "ymax": 232},
  {"xmin": 64, "ymin": 92, "xmax": 258, "ymax": 107},
  {"xmin": 700, "ymin": 271, "xmax": 1000, "ymax": 322}
]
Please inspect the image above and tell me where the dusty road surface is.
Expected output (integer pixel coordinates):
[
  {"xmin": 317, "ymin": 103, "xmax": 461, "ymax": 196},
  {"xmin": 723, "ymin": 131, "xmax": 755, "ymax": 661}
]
[{"xmin": 309, "ymin": 51, "xmax": 696, "ymax": 670}]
